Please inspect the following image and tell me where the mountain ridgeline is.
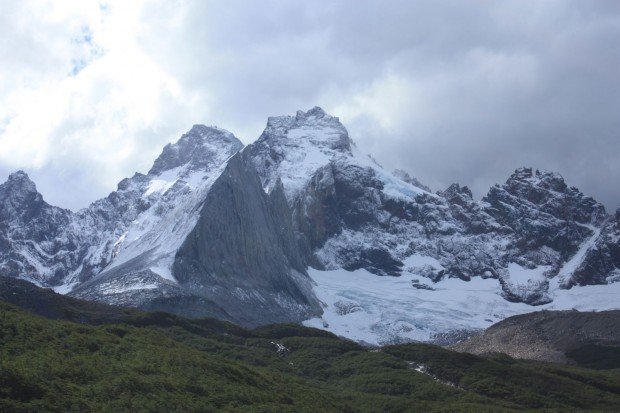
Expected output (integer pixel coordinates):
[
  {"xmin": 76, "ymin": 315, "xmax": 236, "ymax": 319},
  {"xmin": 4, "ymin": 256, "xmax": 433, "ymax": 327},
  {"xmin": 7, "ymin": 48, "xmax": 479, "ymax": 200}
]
[{"xmin": 0, "ymin": 107, "xmax": 618, "ymax": 334}]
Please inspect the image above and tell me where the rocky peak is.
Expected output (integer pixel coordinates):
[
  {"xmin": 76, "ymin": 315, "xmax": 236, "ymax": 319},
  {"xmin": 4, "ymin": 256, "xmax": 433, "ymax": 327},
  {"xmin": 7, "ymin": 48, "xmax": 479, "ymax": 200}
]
[
  {"xmin": 295, "ymin": 106, "xmax": 328, "ymax": 120},
  {"xmin": 0, "ymin": 170, "xmax": 72, "ymax": 285},
  {"xmin": 535, "ymin": 170, "xmax": 568, "ymax": 193},
  {"xmin": 4, "ymin": 171, "xmax": 37, "ymax": 194},
  {"xmin": 260, "ymin": 107, "xmax": 351, "ymax": 154},
  {"xmin": 247, "ymin": 107, "xmax": 356, "ymax": 199},
  {"xmin": 481, "ymin": 167, "xmax": 608, "ymax": 271},
  {"xmin": 439, "ymin": 183, "xmax": 473, "ymax": 201},
  {"xmin": 503, "ymin": 167, "xmax": 569, "ymax": 197},
  {"xmin": 509, "ymin": 166, "xmax": 535, "ymax": 181},
  {"xmin": 488, "ymin": 167, "xmax": 606, "ymax": 223},
  {"xmin": 148, "ymin": 125, "xmax": 243, "ymax": 176},
  {"xmin": 0, "ymin": 170, "xmax": 45, "ymax": 213}
]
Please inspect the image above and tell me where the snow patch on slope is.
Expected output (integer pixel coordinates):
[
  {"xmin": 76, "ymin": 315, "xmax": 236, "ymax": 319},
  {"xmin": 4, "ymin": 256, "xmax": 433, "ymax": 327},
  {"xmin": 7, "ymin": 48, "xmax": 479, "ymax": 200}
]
[
  {"xmin": 102, "ymin": 162, "xmax": 229, "ymax": 281},
  {"xmin": 403, "ymin": 254, "xmax": 444, "ymax": 270},
  {"xmin": 506, "ymin": 263, "xmax": 549, "ymax": 286},
  {"xmin": 142, "ymin": 167, "xmax": 180, "ymax": 198},
  {"xmin": 96, "ymin": 279, "xmax": 160, "ymax": 295},
  {"xmin": 350, "ymin": 144, "xmax": 435, "ymax": 200},
  {"xmin": 553, "ymin": 225, "xmax": 601, "ymax": 288}
]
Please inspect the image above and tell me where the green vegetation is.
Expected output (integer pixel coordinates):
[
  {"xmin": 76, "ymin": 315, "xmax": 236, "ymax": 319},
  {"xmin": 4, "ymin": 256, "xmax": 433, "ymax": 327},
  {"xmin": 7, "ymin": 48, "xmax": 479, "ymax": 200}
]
[
  {"xmin": 1, "ymin": 301, "xmax": 619, "ymax": 412},
  {"xmin": 566, "ymin": 344, "xmax": 620, "ymax": 370}
]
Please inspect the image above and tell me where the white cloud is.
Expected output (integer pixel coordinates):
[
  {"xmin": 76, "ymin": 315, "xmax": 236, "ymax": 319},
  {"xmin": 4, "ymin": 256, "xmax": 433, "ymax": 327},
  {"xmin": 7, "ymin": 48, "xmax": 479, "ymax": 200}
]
[
  {"xmin": 1, "ymin": 0, "xmax": 619, "ymax": 210},
  {"xmin": 0, "ymin": 1, "xmax": 199, "ymax": 208}
]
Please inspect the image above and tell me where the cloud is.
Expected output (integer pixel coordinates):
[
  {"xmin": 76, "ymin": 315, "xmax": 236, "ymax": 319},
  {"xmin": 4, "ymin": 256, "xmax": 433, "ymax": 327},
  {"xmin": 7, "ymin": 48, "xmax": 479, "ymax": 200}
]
[{"xmin": 0, "ymin": 0, "xmax": 619, "ymax": 210}]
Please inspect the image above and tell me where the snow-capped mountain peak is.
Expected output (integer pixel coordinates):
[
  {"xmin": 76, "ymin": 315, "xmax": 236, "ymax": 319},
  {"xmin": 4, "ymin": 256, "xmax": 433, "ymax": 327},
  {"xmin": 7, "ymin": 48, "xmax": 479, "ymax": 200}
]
[
  {"xmin": 0, "ymin": 171, "xmax": 52, "ymax": 228},
  {"xmin": 5, "ymin": 170, "xmax": 35, "ymax": 187},
  {"xmin": 296, "ymin": 105, "xmax": 328, "ymax": 118},
  {"xmin": 0, "ymin": 125, "xmax": 246, "ymax": 296},
  {"xmin": 262, "ymin": 106, "xmax": 350, "ymax": 148},
  {"xmin": 1, "ymin": 171, "xmax": 40, "ymax": 204},
  {"xmin": 75, "ymin": 125, "xmax": 244, "ymax": 284},
  {"xmin": 149, "ymin": 125, "xmax": 242, "ymax": 176},
  {"xmin": 248, "ymin": 107, "xmax": 354, "ymax": 200},
  {"xmin": 263, "ymin": 106, "xmax": 351, "ymax": 152}
]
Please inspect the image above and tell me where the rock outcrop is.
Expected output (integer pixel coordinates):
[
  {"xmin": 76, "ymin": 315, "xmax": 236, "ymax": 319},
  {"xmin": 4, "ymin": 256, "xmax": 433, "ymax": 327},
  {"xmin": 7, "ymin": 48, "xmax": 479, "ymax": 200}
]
[{"xmin": 452, "ymin": 310, "xmax": 620, "ymax": 365}]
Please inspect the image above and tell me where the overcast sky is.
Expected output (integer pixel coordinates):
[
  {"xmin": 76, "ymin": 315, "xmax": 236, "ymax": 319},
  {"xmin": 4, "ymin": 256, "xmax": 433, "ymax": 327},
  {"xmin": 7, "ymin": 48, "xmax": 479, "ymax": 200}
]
[{"xmin": 1, "ymin": 0, "xmax": 619, "ymax": 211}]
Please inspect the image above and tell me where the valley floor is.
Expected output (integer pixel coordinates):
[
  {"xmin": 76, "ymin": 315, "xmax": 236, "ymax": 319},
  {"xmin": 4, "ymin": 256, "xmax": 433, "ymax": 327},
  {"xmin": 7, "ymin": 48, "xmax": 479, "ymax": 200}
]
[{"xmin": 1, "ymin": 300, "xmax": 620, "ymax": 412}]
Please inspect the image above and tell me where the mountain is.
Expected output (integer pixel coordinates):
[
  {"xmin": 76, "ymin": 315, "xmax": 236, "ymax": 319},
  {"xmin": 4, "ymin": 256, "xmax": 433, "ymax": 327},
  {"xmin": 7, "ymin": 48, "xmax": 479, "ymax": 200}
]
[
  {"xmin": 246, "ymin": 107, "xmax": 620, "ymax": 343},
  {"xmin": 0, "ymin": 171, "xmax": 77, "ymax": 286},
  {"xmin": 246, "ymin": 107, "xmax": 447, "ymax": 277},
  {"xmin": 0, "ymin": 125, "xmax": 319, "ymax": 327},
  {"xmin": 2, "ymin": 288, "xmax": 620, "ymax": 411},
  {"xmin": 0, "ymin": 107, "xmax": 618, "ymax": 342},
  {"xmin": 452, "ymin": 310, "xmax": 620, "ymax": 367}
]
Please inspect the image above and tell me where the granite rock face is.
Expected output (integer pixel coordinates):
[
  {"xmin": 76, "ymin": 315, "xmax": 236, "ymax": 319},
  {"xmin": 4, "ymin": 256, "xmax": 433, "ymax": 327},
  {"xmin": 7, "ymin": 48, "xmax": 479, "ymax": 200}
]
[
  {"xmin": 172, "ymin": 152, "xmax": 320, "ymax": 326},
  {"xmin": 71, "ymin": 148, "xmax": 321, "ymax": 326}
]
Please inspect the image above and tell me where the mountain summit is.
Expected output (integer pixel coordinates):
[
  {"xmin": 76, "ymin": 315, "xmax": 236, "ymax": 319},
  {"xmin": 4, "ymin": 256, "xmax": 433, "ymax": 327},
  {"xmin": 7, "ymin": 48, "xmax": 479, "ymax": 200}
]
[
  {"xmin": 0, "ymin": 171, "xmax": 44, "ymax": 212},
  {"xmin": 149, "ymin": 125, "xmax": 242, "ymax": 175},
  {"xmin": 248, "ymin": 106, "xmax": 353, "ymax": 200}
]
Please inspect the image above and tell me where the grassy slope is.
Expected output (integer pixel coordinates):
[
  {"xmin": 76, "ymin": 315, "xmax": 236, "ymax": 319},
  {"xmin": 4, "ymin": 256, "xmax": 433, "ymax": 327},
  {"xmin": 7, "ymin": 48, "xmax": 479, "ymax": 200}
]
[{"xmin": 1, "ymin": 301, "xmax": 619, "ymax": 412}]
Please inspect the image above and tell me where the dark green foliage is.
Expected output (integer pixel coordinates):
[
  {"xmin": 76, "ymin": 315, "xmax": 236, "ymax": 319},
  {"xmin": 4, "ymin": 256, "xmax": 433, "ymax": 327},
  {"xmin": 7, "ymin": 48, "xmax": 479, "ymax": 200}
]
[
  {"xmin": 566, "ymin": 344, "xmax": 620, "ymax": 369},
  {"xmin": 252, "ymin": 323, "xmax": 339, "ymax": 339},
  {"xmin": 1, "ymin": 301, "xmax": 619, "ymax": 412},
  {"xmin": 384, "ymin": 344, "xmax": 620, "ymax": 410}
]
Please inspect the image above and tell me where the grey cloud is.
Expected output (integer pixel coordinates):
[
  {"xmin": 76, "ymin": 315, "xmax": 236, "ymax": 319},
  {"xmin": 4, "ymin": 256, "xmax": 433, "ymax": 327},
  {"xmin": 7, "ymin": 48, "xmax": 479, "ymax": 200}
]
[{"xmin": 2, "ymin": 0, "xmax": 619, "ymax": 210}]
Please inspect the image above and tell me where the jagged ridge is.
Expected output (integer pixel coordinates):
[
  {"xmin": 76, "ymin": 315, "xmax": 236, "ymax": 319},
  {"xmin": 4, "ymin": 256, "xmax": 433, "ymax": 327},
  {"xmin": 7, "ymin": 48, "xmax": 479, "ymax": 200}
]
[{"xmin": 1, "ymin": 107, "xmax": 618, "ymax": 339}]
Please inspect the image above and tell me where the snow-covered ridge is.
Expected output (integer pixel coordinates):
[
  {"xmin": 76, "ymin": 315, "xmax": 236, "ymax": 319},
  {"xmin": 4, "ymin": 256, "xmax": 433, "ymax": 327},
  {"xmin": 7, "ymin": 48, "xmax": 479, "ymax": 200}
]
[
  {"xmin": 0, "ymin": 124, "xmax": 243, "ymax": 293},
  {"xmin": 1, "ymin": 106, "xmax": 618, "ymax": 343},
  {"xmin": 95, "ymin": 127, "xmax": 243, "ymax": 280},
  {"xmin": 248, "ymin": 106, "xmax": 434, "ymax": 204},
  {"xmin": 243, "ymin": 108, "xmax": 619, "ymax": 342}
]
